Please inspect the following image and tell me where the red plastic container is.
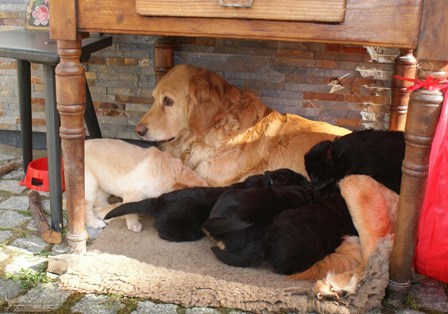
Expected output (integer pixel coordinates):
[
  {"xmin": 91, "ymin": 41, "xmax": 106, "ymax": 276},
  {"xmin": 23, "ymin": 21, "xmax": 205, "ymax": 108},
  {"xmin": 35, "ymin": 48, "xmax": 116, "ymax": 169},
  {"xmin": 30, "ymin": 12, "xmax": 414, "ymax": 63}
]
[{"xmin": 19, "ymin": 158, "xmax": 65, "ymax": 192}]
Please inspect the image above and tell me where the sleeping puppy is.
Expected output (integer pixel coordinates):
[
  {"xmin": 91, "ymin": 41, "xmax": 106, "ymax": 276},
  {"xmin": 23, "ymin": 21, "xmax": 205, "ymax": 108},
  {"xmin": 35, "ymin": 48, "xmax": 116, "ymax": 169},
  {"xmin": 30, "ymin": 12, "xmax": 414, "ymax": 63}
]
[
  {"xmin": 104, "ymin": 169, "xmax": 309, "ymax": 241},
  {"xmin": 305, "ymin": 129, "xmax": 405, "ymax": 194},
  {"xmin": 84, "ymin": 138, "xmax": 208, "ymax": 232},
  {"xmin": 202, "ymin": 185, "xmax": 316, "ymax": 252},
  {"xmin": 203, "ymin": 192, "xmax": 359, "ymax": 276},
  {"xmin": 312, "ymin": 175, "xmax": 399, "ymax": 299}
]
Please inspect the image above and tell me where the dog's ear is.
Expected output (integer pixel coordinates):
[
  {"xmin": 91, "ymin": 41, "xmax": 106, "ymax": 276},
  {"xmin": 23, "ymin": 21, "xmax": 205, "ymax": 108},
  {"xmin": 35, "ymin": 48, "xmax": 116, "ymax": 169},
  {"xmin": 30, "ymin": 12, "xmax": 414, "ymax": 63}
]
[{"xmin": 187, "ymin": 68, "xmax": 229, "ymax": 138}]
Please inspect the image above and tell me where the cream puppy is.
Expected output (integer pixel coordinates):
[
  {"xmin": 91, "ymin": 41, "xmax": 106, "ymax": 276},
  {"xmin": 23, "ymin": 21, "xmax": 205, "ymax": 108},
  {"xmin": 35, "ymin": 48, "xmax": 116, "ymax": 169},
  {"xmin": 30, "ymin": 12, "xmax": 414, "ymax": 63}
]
[{"xmin": 84, "ymin": 138, "xmax": 208, "ymax": 232}]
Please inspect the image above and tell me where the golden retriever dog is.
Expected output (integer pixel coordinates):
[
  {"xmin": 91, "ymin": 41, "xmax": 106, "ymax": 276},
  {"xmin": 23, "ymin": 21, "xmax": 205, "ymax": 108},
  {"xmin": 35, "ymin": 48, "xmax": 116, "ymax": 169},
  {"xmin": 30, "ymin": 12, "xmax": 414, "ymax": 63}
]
[
  {"xmin": 84, "ymin": 138, "xmax": 208, "ymax": 232},
  {"xmin": 135, "ymin": 64, "xmax": 351, "ymax": 186},
  {"xmin": 306, "ymin": 175, "xmax": 399, "ymax": 299}
]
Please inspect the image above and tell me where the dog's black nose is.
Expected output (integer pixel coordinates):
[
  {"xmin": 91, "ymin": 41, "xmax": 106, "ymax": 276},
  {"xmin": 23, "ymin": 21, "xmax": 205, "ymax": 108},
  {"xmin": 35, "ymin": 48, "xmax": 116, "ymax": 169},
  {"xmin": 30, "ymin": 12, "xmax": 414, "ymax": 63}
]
[{"xmin": 135, "ymin": 125, "xmax": 148, "ymax": 136}]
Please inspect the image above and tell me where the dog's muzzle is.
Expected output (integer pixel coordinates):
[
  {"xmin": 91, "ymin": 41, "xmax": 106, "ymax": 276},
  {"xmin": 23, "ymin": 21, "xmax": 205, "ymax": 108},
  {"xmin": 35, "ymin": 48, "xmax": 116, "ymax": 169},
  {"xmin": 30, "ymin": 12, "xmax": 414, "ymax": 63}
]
[{"xmin": 135, "ymin": 125, "xmax": 148, "ymax": 136}]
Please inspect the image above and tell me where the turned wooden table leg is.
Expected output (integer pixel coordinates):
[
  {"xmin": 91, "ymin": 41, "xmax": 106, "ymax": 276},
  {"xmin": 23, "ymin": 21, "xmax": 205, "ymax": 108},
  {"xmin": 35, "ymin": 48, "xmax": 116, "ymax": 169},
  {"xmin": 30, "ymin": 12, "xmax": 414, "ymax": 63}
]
[
  {"xmin": 55, "ymin": 39, "xmax": 88, "ymax": 254},
  {"xmin": 389, "ymin": 49, "xmax": 417, "ymax": 131},
  {"xmin": 154, "ymin": 36, "xmax": 174, "ymax": 83},
  {"xmin": 387, "ymin": 61, "xmax": 448, "ymax": 303}
]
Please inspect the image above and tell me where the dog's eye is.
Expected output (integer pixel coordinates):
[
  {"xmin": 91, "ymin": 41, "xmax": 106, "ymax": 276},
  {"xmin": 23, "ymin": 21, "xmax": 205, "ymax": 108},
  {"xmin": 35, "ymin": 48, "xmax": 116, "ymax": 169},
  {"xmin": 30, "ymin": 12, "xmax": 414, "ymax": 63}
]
[{"xmin": 163, "ymin": 97, "xmax": 174, "ymax": 106}]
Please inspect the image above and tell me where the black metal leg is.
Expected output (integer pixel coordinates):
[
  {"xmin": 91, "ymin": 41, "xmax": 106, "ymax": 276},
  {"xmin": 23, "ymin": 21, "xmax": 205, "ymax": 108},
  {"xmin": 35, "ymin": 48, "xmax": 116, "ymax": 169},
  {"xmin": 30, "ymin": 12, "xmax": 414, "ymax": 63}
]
[
  {"xmin": 84, "ymin": 81, "xmax": 102, "ymax": 139},
  {"xmin": 16, "ymin": 59, "xmax": 32, "ymax": 172},
  {"xmin": 43, "ymin": 64, "xmax": 63, "ymax": 231}
]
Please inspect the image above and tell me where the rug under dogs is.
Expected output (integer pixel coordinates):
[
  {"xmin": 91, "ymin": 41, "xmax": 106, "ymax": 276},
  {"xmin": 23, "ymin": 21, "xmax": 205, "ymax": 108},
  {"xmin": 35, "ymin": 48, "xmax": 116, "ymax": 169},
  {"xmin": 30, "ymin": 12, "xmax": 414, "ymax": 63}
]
[{"xmin": 56, "ymin": 218, "xmax": 392, "ymax": 313}]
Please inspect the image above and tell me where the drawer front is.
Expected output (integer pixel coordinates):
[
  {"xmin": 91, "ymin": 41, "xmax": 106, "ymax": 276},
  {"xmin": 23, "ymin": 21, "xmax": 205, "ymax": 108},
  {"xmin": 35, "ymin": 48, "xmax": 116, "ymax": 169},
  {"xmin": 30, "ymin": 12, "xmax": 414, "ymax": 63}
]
[{"xmin": 136, "ymin": 0, "xmax": 347, "ymax": 23}]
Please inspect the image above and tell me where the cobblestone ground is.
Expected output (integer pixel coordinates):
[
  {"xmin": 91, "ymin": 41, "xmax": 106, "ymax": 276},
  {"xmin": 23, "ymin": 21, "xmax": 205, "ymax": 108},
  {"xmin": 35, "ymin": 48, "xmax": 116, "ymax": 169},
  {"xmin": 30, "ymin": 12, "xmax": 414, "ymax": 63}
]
[{"xmin": 0, "ymin": 144, "xmax": 447, "ymax": 314}]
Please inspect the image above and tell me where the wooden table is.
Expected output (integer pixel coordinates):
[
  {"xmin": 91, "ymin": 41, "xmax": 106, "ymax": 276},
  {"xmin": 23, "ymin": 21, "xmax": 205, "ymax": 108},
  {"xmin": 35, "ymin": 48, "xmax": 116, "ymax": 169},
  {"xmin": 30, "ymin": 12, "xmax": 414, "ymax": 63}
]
[{"xmin": 49, "ymin": 0, "xmax": 447, "ymax": 302}]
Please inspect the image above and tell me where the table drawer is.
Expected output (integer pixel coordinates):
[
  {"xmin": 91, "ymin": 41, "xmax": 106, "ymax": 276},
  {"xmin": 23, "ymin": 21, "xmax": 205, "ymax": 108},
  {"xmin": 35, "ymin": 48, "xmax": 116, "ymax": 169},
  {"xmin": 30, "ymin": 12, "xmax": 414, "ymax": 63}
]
[{"xmin": 135, "ymin": 0, "xmax": 347, "ymax": 23}]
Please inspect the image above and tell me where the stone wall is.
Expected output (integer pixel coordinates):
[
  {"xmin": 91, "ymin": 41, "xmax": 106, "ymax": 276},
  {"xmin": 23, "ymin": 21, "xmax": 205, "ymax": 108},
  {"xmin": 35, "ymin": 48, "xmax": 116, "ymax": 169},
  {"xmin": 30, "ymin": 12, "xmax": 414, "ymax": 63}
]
[{"xmin": 0, "ymin": 0, "xmax": 399, "ymax": 141}]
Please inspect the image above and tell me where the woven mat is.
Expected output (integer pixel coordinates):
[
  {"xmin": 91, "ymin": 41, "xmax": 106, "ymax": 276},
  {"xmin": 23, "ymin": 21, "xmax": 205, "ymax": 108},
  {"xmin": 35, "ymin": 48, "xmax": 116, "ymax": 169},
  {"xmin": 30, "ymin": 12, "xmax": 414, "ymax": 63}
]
[{"xmin": 57, "ymin": 218, "xmax": 392, "ymax": 314}]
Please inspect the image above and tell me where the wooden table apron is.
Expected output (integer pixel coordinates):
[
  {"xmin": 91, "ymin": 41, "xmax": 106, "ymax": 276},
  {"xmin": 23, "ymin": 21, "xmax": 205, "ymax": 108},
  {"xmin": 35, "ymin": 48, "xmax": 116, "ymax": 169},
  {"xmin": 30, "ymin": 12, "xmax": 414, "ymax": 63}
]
[{"xmin": 49, "ymin": 0, "xmax": 448, "ymax": 302}]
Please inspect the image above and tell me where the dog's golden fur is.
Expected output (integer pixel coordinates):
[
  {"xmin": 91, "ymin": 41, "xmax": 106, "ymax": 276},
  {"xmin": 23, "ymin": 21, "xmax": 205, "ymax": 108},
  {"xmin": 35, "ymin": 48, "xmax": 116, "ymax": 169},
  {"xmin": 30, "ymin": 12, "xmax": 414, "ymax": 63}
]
[
  {"xmin": 136, "ymin": 64, "xmax": 351, "ymax": 186},
  {"xmin": 84, "ymin": 138, "xmax": 208, "ymax": 232},
  {"xmin": 288, "ymin": 235, "xmax": 362, "ymax": 281},
  {"xmin": 311, "ymin": 175, "xmax": 399, "ymax": 299}
]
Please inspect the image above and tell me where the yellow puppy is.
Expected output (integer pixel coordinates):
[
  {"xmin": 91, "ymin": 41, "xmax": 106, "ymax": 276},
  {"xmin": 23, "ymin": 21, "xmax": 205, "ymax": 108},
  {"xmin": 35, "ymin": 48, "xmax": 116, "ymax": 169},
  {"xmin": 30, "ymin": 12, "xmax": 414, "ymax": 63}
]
[{"xmin": 84, "ymin": 138, "xmax": 208, "ymax": 232}]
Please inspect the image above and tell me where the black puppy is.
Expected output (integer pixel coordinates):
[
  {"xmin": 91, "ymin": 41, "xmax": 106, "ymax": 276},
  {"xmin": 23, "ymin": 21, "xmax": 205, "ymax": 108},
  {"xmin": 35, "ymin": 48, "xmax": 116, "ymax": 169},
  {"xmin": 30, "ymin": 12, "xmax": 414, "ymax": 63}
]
[
  {"xmin": 202, "ymin": 185, "xmax": 316, "ymax": 254},
  {"xmin": 204, "ymin": 193, "xmax": 358, "ymax": 275},
  {"xmin": 305, "ymin": 129, "xmax": 404, "ymax": 194},
  {"xmin": 105, "ymin": 169, "xmax": 310, "ymax": 242}
]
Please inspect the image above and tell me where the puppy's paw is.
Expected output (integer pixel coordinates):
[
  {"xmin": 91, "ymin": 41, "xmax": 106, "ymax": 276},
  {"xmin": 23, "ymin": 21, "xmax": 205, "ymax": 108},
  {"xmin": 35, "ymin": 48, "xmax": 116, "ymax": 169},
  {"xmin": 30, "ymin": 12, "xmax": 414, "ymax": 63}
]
[
  {"xmin": 123, "ymin": 214, "xmax": 142, "ymax": 233},
  {"xmin": 127, "ymin": 221, "xmax": 143, "ymax": 233},
  {"xmin": 86, "ymin": 217, "xmax": 107, "ymax": 229},
  {"xmin": 313, "ymin": 272, "xmax": 359, "ymax": 300}
]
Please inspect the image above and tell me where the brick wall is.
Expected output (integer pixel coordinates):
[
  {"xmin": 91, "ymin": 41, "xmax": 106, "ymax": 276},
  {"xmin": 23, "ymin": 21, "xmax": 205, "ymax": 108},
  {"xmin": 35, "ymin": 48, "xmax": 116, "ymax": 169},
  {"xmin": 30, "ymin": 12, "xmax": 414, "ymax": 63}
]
[{"xmin": 0, "ymin": 1, "xmax": 399, "ymax": 140}]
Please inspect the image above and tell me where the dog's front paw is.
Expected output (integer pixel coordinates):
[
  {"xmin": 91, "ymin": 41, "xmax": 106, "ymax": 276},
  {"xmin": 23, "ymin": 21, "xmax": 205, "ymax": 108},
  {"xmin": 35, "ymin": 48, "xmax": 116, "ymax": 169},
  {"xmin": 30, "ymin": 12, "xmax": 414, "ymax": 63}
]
[
  {"xmin": 86, "ymin": 217, "xmax": 107, "ymax": 229},
  {"xmin": 313, "ymin": 272, "xmax": 359, "ymax": 300}
]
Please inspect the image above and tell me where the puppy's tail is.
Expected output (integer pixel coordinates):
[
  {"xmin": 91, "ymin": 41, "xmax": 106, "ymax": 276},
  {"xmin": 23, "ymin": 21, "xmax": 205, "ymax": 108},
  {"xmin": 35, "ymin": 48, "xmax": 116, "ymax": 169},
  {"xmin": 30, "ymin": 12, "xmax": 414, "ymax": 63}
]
[
  {"xmin": 202, "ymin": 218, "xmax": 253, "ymax": 238},
  {"xmin": 288, "ymin": 236, "xmax": 362, "ymax": 281},
  {"xmin": 104, "ymin": 198, "xmax": 161, "ymax": 220}
]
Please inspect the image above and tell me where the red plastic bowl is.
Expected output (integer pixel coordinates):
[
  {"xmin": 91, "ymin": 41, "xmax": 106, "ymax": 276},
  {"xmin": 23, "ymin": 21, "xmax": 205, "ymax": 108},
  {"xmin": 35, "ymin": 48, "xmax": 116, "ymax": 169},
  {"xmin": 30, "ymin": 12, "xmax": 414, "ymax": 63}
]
[{"xmin": 19, "ymin": 158, "xmax": 65, "ymax": 192}]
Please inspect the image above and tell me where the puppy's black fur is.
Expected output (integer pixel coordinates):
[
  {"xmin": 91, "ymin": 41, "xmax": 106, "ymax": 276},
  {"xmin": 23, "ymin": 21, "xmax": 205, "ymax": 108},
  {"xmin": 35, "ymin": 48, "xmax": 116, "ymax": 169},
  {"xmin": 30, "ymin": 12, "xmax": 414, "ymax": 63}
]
[
  {"xmin": 205, "ymin": 194, "xmax": 358, "ymax": 275},
  {"xmin": 305, "ymin": 129, "xmax": 405, "ymax": 194},
  {"xmin": 203, "ymin": 185, "xmax": 316, "ymax": 253},
  {"xmin": 105, "ymin": 169, "xmax": 310, "ymax": 242}
]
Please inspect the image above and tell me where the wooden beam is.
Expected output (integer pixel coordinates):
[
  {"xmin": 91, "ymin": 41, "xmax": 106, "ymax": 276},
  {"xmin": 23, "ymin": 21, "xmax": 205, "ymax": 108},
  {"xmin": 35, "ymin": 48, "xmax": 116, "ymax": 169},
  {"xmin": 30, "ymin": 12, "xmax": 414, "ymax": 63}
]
[
  {"xmin": 49, "ymin": 0, "xmax": 77, "ymax": 41},
  {"xmin": 416, "ymin": 0, "xmax": 448, "ymax": 61},
  {"xmin": 77, "ymin": 0, "xmax": 422, "ymax": 48}
]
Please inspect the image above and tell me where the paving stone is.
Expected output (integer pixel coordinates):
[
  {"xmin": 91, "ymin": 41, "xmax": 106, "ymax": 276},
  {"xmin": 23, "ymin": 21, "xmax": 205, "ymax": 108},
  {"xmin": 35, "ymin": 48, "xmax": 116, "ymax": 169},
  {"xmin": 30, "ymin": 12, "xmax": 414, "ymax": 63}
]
[
  {"xmin": 0, "ymin": 230, "xmax": 13, "ymax": 243},
  {"xmin": 0, "ymin": 196, "xmax": 29, "ymax": 211},
  {"xmin": 4, "ymin": 252, "xmax": 47, "ymax": 274},
  {"xmin": 0, "ymin": 180, "xmax": 27, "ymax": 194},
  {"xmin": 0, "ymin": 249, "xmax": 8, "ymax": 263},
  {"xmin": 410, "ymin": 277, "xmax": 448, "ymax": 313},
  {"xmin": 185, "ymin": 308, "xmax": 221, "ymax": 314},
  {"xmin": 2, "ymin": 168, "xmax": 25, "ymax": 180},
  {"xmin": 71, "ymin": 294, "xmax": 125, "ymax": 314},
  {"xmin": 13, "ymin": 282, "xmax": 71, "ymax": 312},
  {"xmin": 131, "ymin": 301, "xmax": 179, "ymax": 314},
  {"xmin": 0, "ymin": 210, "xmax": 29, "ymax": 228},
  {"xmin": 0, "ymin": 279, "xmax": 27, "ymax": 301},
  {"xmin": 86, "ymin": 225, "xmax": 104, "ymax": 240},
  {"xmin": 0, "ymin": 154, "xmax": 17, "ymax": 162},
  {"xmin": 50, "ymin": 242, "xmax": 70, "ymax": 256},
  {"xmin": 10, "ymin": 235, "xmax": 49, "ymax": 254}
]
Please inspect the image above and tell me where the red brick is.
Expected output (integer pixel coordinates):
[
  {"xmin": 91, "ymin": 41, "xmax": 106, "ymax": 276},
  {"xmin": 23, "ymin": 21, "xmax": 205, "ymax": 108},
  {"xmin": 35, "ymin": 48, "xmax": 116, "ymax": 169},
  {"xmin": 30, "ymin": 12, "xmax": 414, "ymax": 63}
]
[
  {"xmin": 335, "ymin": 118, "xmax": 362, "ymax": 128},
  {"xmin": 89, "ymin": 57, "xmax": 107, "ymax": 65},
  {"xmin": 93, "ymin": 102, "xmax": 125, "ymax": 110},
  {"xmin": 326, "ymin": 44, "xmax": 367, "ymax": 54},
  {"xmin": 0, "ymin": 12, "xmax": 19, "ymax": 18},
  {"xmin": 106, "ymin": 58, "xmax": 124, "ymax": 66},
  {"xmin": 31, "ymin": 77, "xmax": 42, "ymax": 84},
  {"xmin": 31, "ymin": 98, "xmax": 45, "ymax": 105},
  {"xmin": 0, "ymin": 61, "xmax": 15, "ymax": 69},
  {"xmin": 303, "ymin": 92, "xmax": 345, "ymax": 102},
  {"xmin": 116, "ymin": 95, "xmax": 154, "ymax": 104},
  {"xmin": 124, "ymin": 58, "xmax": 139, "ymax": 66}
]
